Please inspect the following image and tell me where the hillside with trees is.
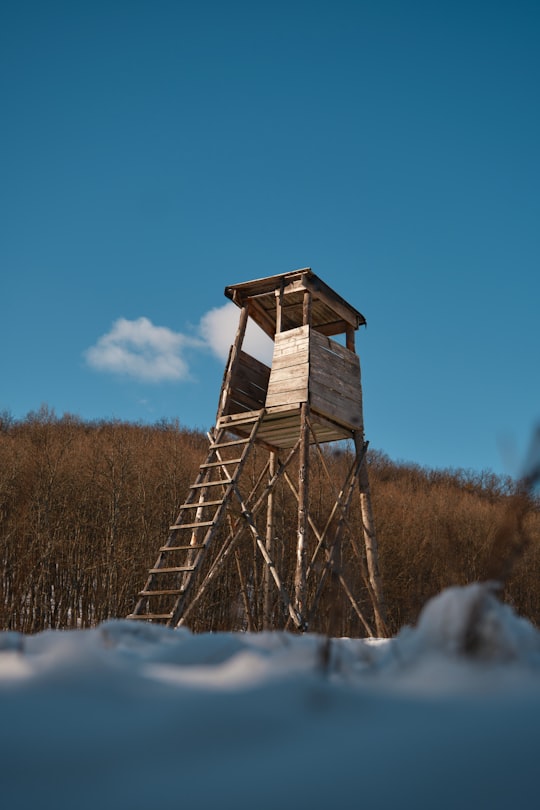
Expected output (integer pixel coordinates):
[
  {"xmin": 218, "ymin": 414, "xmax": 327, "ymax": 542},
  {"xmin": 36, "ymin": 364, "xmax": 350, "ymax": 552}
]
[{"xmin": 1, "ymin": 408, "xmax": 538, "ymax": 635}]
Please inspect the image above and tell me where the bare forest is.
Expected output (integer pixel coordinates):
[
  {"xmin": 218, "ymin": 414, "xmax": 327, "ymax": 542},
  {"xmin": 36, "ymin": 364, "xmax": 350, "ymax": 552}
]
[{"xmin": 1, "ymin": 408, "xmax": 539, "ymax": 636}]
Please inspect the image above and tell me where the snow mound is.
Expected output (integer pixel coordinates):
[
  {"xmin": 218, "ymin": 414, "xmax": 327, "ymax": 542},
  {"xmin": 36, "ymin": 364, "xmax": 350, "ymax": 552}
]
[
  {"xmin": 400, "ymin": 581, "xmax": 540, "ymax": 663},
  {"xmin": 2, "ymin": 585, "xmax": 540, "ymax": 810}
]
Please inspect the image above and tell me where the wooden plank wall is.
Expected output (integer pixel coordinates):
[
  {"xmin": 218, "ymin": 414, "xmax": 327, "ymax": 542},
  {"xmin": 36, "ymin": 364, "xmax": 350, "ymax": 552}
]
[
  {"xmin": 266, "ymin": 326, "xmax": 309, "ymax": 408},
  {"xmin": 224, "ymin": 350, "xmax": 271, "ymax": 414},
  {"xmin": 309, "ymin": 330, "xmax": 363, "ymax": 431},
  {"xmin": 266, "ymin": 325, "xmax": 363, "ymax": 431}
]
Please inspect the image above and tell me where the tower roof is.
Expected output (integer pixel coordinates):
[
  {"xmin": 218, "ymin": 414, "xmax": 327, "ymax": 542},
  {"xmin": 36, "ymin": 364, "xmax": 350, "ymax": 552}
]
[{"xmin": 224, "ymin": 268, "xmax": 366, "ymax": 338}]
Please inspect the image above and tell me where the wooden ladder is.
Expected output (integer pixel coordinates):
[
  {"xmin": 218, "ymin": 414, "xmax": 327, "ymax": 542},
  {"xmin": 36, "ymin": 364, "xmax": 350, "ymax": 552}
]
[{"xmin": 127, "ymin": 411, "xmax": 264, "ymax": 627}]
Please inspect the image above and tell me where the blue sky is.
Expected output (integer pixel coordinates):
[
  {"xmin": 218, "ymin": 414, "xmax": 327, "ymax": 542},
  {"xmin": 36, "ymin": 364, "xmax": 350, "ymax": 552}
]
[{"xmin": 1, "ymin": 1, "xmax": 539, "ymax": 478}]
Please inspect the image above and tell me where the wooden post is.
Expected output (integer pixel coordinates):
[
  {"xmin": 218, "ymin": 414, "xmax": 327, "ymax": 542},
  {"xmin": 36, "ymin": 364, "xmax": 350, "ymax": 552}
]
[
  {"xmin": 345, "ymin": 325, "xmax": 355, "ymax": 352},
  {"xmin": 263, "ymin": 451, "xmax": 277, "ymax": 629},
  {"xmin": 217, "ymin": 305, "xmax": 250, "ymax": 419},
  {"xmin": 294, "ymin": 289, "xmax": 312, "ymax": 625},
  {"xmin": 295, "ymin": 402, "xmax": 309, "ymax": 623},
  {"xmin": 354, "ymin": 433, "xmax": 387, "ymax": 636},
  {"xmin": 275, "ymin": 279, "xmax": 284, "ymax": 335}
]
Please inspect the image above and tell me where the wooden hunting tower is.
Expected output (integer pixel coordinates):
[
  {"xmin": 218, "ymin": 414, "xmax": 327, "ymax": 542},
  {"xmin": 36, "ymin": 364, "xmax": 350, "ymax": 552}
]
[{"xmin": 128, "ymin": 268, "xmax": 386, "ymax": 636}]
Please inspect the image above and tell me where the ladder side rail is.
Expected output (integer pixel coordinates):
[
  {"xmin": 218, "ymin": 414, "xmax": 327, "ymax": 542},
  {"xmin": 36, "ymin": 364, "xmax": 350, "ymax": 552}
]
[
  {"xmin": 165, "ymin": 475, "xmax": 246, "ymax": 622},
  {"xmin": 205, "ymin": 432, "xmax": 305, "ymax": 629},
  {"xmin": 166, "ymin": 412, "xmax": 265, "ymax": 625},
  {"xmin": 130, "ymin": 423, "xmax": 254, "ymax": 619},
  {"xmin": 175, "ymin": 453, "xmax": 294, "ymax": 629},
  {"xmin": 131, "ymin": 465, "xmax": 219, "ymax": 617},
  {"xmin": 172, "ymin": 522, "xmax": 246, "ymax": 627}
]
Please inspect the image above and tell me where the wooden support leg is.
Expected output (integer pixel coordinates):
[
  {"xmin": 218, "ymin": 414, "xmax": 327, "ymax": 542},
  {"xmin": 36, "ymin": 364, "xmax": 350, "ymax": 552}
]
[
  {"xmin": 295, "ymin": 402, "xmax": 310, "ymax": 623},
  {"xmin": 263, "ymin": 451, "xmax": 277, "ymax": 630},
  {"xmin": 354, "ymin": 434, "xmax": 388, "ymax": 637}
]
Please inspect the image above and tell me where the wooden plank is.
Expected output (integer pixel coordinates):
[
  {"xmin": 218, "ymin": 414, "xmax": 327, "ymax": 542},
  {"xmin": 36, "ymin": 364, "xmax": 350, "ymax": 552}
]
[
  {"xmin": 310, "ymin": 320, "xmax": 350, "ymax": 337},
  {"xmin": 310, "ymin": 389, "xmax": 363, "ymax": 430},
  {"xmin": 272, "ymin": 345, "xmax": 309, "ymax": 364},
  {"xmin": 311, "ymin": 355, "xmax": 358, "ymax": 384},
  {"xmin": 233, "ymin": 353, "xmax": 271, "ymax": 386},
  {"xmin": 218, "ymin": 411, "xmax": 262, "ymax": 426},
  {"xmin": 169, "ymin": 521, "xmax": 214, "ymax": 530},
  {"xmin": 309, "ymin": 385, "xmax": 361, "ymax": 419},
  {"xmin": 310, "ymin": 329, "xmax": 359, "ymax": 362},
  {"xmin": 268, "ymin": 364, "xmax": 309, "ymax": 386},
  {"xmin": 264, "ymin": 403, "xmax": 303, "ymax": 416},
  {"xmin": 310, "ymin": 368, "xmax": 362, "ymax": 404},
  {"xmin": 274, "ymin": 323, "xmax": 309, "ymax": 342},
  {"xmin": 127, "ymin": 613, "xmax": 172, "ymax": 620},
  {"xmin": 262, "ymin": 412, "xmax": 301, "ymax": 428},
  {"xmin": 310, "ymin": 384, "xmax": 362, "ymax": 420},
  {"xmin": 231, "ymin": 365, "xmax": 269, "ymax": 395},
  {"xmin": 200, "ymin": 458, "xmax": 242, "ymax": 468},
  {"xmin": 271, "ymin": 348, "xmax": 309, "ymax": 368},
  {"xmin": 190, "ymin": 480, "xmax": 231, "ymax": 488},
  {"xmin": 266, "ymin": 389, "xmax": 307, "ymax": 407},
  {"xmin": 149, "ymin": 566, "xmax": 197, "ymax": 574},
  {"xmin": 246, "ymin": 298, "xmax": 277, "ymax": 338},
  {"xmin": 226, "ymin": 394, "xmax": 262, "ymax": 412},
  {"xmin": 228, "ymin": 352, "xmax": 270, "ymax": 411},
  {"xmin": 312, "ymin": 350, "xmax": 359, "ymax": 382},
  {"xmin": 231, "ymin": 378, "xmax": 267, "ymax": 400},
  {"xmin": 259, "ymin": 420, "xmax": 301, "ymax": 440},
  {"xmin": 238, "ymin": 350, "xmax": 271, "ymax": 375},
  {"xmin": 180, "ymin": 500, "xmax": 223, "ymax": 508},
  {"xmin": 273, "ymin": 328, "xmax": 309, "ymax": 350},
  {"xmin": 311, "ymin": 330, "xmax": 360, "ymax": 366},
  {"xmin": 311, "ymin": 413, "xmax": 351, "ymax": 435},
  {"xmin": 267, "ymin": 384, "xmax": 308, "ymax": 405}
]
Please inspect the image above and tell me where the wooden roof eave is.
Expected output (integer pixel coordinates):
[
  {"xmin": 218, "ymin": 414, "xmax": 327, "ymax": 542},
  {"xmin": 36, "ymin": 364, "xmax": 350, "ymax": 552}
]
[
  {"xmin": 246, "ymin": 298, "xmax": 276, "ymax": 340},
  {"xmin": 224, "ymin": 268, "xmax": 366, "ymax": 336}
]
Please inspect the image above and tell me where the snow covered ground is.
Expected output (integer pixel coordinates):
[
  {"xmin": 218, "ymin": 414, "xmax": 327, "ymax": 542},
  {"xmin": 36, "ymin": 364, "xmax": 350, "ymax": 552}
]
[{"xmin": 2, "ymin": 582, "xmax": 540, "ymax": 810}]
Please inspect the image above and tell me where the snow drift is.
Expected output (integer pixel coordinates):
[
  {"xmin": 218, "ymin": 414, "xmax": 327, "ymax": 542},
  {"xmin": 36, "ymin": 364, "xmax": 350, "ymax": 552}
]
[{"xmin": 1, "ymin": 583, "xmax": 540, "ymax": 809}]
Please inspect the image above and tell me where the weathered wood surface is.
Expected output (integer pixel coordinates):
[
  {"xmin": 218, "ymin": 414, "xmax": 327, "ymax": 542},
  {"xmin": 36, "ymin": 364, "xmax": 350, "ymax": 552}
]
[
  {"xmin": 217, "ymin": 404, "xmax": 351, "ymax": 449},
  {"xmin": 224, "ymin": 350, "xmax": 270, "ymax": 414},
  {"xmin": 224, "ymin": 268, "xmax": 366, "ymax": 338},
  {"xmin": 266, "ymin": 326, "xmax": 310, "ymax": 409},
  {"xmin": 310, "ymin": 387, "xmax": 363, "ymax": 431},
  {"xmin": 264, "ymin": 326, "xmax": 363, "ymax": 432},
  {"xmin": 309, "ymin": 331, "xmax": 363, "ymax": 431}
]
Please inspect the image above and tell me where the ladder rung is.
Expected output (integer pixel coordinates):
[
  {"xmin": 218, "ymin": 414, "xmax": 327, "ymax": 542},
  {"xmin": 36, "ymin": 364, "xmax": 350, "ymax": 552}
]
[
  {"xmin": 149, "ymin": 566, "xmax": 196, "ymax": 574},
  {"xmin": 139, "ymin": 589, "xmax": 183, "ymax": 597},
  {"xmin": 127, "ymin": 613, "xmax": 172, "ymax": 620},
  {"xmin": 201, "ymin": 458, "xmax": 242, "ymax": 469},
  {"xmin": 180, "ymin": 499, "xmax": 223, "ymax": 509},
  {"xmin": 218, "ymin": 414, "xmax": 261, "ymax": 426},
  {"xmin": 169, "ymin": 521, "xmax": 214, "ymax": 530},
  {"xmin": 191, "ymin": 480, "xmax": 232, "ymax": 489},
  {"xmin": 160, "ymin": 544, "xmax": 205, "ymax": 552},
  {"xmin": 210, "ymin": 437, "xmax": 250, "ymax": 449}
]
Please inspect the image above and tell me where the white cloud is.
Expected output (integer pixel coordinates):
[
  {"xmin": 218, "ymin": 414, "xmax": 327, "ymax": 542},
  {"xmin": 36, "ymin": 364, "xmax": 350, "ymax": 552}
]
[
  {"xmin": 199, "ymin": 302, "xmax": 274, "ymax": 365},
  {"xmin": 84, "ymin": 317, "xmax": 201, "ymax": 382},
  {"xmin": 198, "ymin": 302, "xmax": 239, "ymax": 361},
  {"xmin": 85, "ymin": 305, "xmax": 274, "ymax": 384}
]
